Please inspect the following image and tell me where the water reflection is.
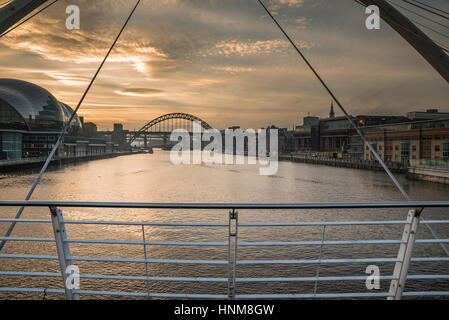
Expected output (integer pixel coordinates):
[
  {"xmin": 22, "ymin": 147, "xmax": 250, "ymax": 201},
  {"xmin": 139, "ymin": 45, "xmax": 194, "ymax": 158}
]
[{"xmin": 0, "ymin": 151, "xmax": 448, "ymax": 299}]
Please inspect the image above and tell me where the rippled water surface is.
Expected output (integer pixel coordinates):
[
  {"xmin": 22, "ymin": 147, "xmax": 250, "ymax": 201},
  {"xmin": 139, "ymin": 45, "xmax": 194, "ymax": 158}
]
[{"xmin": 1, "ymin": 151, "xmax": 448, "ymax": 299}]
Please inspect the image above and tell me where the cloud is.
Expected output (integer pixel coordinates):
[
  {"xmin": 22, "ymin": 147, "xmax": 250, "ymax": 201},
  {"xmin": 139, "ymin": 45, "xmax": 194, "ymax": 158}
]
[
  {"xmin": 274, "ymin": 0, "xmax": 305, "ymax": 7},
  {"xmin": 202, "ymin": 38, "xmax": 314, "ymax": 57},
  {"xmin": 115, "ymin": 88, "xmax": 165, "ymax": 97}
]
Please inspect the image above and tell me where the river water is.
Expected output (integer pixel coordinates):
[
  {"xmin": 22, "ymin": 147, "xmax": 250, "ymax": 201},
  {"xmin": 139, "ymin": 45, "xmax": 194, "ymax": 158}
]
[{"xmin": 0, "ymin": 151, "xmax": 448, "ymax": 299}]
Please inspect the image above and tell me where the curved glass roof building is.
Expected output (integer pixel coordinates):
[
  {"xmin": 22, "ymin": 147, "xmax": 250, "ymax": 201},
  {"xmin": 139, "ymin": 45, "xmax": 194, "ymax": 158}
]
[{"xmin": 0, "ymin": 79, "xmax": 81, "ymax": 132}]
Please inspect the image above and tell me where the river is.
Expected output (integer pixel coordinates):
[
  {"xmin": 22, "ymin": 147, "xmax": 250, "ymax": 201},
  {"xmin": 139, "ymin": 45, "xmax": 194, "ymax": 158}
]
[{"xmin": 0, "ymin": 151, "xmax": 448, "ymax": 299}]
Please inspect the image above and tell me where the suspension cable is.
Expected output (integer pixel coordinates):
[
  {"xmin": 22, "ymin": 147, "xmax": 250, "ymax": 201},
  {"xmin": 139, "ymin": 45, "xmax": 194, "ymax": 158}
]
[
  {"xmin": 410, "ymin": 0, "xmax": 449, "ymax": 17},
  {"xmin": 257, "ymin": 0, "xmax": 449, "ymax": 256},
  {"xmin": 0, "ymin": 0, "xmax": 59, "ymax": 39},
  {"xmin": 388, "ymin": 0, "xmax": 449, "ymax": 32},
  {"xmin": 400, "ymin": 0, "xmax": 449, "ymax": 20},
  {"xmin": 0, "ymin": 0, "xmax": 142, "ymax": 252}
]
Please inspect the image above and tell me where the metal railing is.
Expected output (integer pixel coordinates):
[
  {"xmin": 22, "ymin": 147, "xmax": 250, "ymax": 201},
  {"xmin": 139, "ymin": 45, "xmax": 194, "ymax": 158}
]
[{"xmin": 0, "ymin": 201, "xmax": 449, "ymax": 300}]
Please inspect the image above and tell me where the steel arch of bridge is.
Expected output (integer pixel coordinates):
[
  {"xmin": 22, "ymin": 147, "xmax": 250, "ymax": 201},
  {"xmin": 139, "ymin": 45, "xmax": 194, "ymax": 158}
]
[{"xmin": 128, "ymin": 112, "xmax": 213, "ymax": 144}]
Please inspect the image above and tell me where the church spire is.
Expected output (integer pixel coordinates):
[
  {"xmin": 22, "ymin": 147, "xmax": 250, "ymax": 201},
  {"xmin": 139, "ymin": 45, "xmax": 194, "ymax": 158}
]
[{"xmin": 329, "ymin": 101, "xmax": 335, "ymax": 118}]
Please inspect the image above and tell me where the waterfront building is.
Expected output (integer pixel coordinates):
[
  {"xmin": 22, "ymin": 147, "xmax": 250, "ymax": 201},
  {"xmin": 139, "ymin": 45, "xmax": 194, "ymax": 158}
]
[
  {"xmin": 362, "ymin": 118, "xmax": 449, "ymax": 164},
  {"xmin": 0, "ymin": 79, "xmax": 117, "ymax": 160},
  {"xmin": 293, "ymin": 103, "xmax": 409, "ymax": 157}
]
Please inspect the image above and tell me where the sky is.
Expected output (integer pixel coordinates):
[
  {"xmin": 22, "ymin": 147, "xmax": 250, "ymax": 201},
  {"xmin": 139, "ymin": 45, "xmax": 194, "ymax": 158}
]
[{"xmin": 0, "ymin": 0, "xmax": 448, "ymax": 130}]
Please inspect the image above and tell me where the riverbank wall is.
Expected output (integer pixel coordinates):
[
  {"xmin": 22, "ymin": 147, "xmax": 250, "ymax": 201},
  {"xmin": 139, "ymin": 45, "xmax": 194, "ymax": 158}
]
[
  {"xmin": 279, "ymin": 155, "xmax": 407, "ymax": 173},
  {"xmin": 407, "ymin": 167, "xmax": 449, "ymax": 184}
]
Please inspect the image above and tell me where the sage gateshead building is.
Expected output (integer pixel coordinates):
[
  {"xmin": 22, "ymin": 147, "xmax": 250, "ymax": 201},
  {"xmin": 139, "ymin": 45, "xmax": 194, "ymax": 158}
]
[{"xmin": 0, "ymin": 79, "xmax": 115, "ymax": 160}]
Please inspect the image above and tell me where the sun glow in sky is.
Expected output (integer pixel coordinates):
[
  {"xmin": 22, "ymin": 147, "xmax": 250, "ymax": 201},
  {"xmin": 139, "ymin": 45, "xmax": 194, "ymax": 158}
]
[{"xmin": 0, "ymin": 0, "xmax": 448, "ymax": 130}]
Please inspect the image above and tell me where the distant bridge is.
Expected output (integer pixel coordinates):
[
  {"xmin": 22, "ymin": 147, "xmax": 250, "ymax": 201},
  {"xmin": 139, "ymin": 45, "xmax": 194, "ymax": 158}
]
[{"xmin": 127, "ymin": 112, "xmax": 213, "ymax": 146}]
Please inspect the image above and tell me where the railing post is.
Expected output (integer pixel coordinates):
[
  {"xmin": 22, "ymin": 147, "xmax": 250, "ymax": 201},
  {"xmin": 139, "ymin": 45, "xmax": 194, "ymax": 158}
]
[
  {"xmin": 50, "ymin": 206, "xmax": 79, "ymax": 300},
  {"xmin": 227, "ymin": 208, "xmax": 238, "ymax": 300},
  {"xmin": 388, "ymin": 209, "xmax": 421, "ymax": 300},
  {"xmin": 142, "ymin": 224, "xmax": 151, "ymax": 298}
]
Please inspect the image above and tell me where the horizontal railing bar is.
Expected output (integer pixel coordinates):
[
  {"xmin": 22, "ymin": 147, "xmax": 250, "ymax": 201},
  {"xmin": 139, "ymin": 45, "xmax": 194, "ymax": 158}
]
[
  {"xmin": 71, "ymin": 290, "xmax": 228, "ymax": 299},
  {"xmin": 239, "ymin": 221, "xmax": 409, "ymax": 227},
  {"xmin": 0, "ymin": 271, "xmax": 60, "ymax": 277},
  {"xmin": 0, "ymin": 237, "xmax": 54, "ymax": 242},
  {"xmin": 71, "ymin": 257, "xmax": 228, "ymax": 264},
  {"xmin": 0, "ymin": 288, "xmax": 227, "ymax": 299},
  {"xmin": 0, "ymin": 219, "xmax": 228, "ymax": 227},
  {"xmin": 1, "ymin": 218, "xmax": 448, "ymax": 227},
  {"xmin": 0, "ymin": 271, "xmax": 227, "ymax": 282},
  {"xmin": 402, "ymin": 291, "xmax": 449, "ymax": 296},
  {"xmin": 421, "ymin": 220, "xmax": 449, "ymax": 224},
  {"xmin": 411, "ymin": 257, "xmax": 449, "ymax": 262},
  {"xmin": 0, "ymin": 254, "xmax": 58, "ymax": 260},
  {"xmin": 4, "ymin": 271, "xmax": 447, "ymax": 282},
  {"xmin": 407, "ymin": 275, "xmax": 449, "ymax": 280},
  {"xmin": 4, "ymin": 238, "xmax": 446, "ymax": 247},
  {"xmin": 416, "ymin": 239, "xmax": 449, "ymax": 243},
  {"xmin": 2, "ymin": 219, "xmax": 449, "ymax": 229},
  {"xmin": 2, "ymin": 219, "xmax": 448, "ymax": 228},
  {"xmin": 0, "ymin": 219, "xmax": 51, "ymax": 224},
  {"xmin": 235, "ymin": 292, "xmax": 393, "ymax": 299},
  {"xmin": 4, "ymin": 288, "xmax": 449, "ymax": 299},
  {"xmin": 0, "ymin": 237, "xmax": 226, "ymax": 246},
  {"xmin": 0, "ymin": 288, "xmax": 65, "ymax": 294},
  {"xmin": 0, "ymin": 254, "xmax": 228, "ymax": 264},
  {"xmin": 66, "ymin": 239, "xmax": 228, "ymax": 246},
  {"xmin": 236, "ymin": 276, "xmax": 397, "ymax": 282},
  {"xmin": 5, "ymin": 254, "xmax": 449, "ymax": 265},
  {"xmin": 0, "ymin": 200, "xmax": 448, "ymax": 209},
  {"xmin": 65, "ymin": 221, "xmax": 228, "ymax": 227},
  {"xmin": 237, "ymin": 258, "xmax": 401, "ymax": 264},
  {"xmin": 238, "ymin": 240, "xmax": 405, "ymax": 246}
]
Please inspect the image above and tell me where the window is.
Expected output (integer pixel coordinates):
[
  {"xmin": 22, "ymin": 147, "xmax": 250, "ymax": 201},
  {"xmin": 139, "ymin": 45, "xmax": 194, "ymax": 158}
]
[
  {"xmin": 435, "ymin": 135, "xmax": 441, "ymax": 140},
  {"xmin": 435, "ymin": 145, "xmax": 440, "ymax": 152},
  {"xmin": 443, "ymin": 143, "xmax": 449, "ymax": 159},
  {"xmin": 401, "ymin": 142, "xmax": 410, "ymax": 161},
  {"xmin": 395, "ymin": 145, "xmax": 399, "ymax": 151},
  {"xmin": 412, "ymin": 145, "xmax": 416, "ymax": 151}
]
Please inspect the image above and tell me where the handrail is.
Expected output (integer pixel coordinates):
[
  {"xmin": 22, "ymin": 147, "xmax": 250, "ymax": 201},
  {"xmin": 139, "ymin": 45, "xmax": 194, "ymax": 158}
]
[
  {"xmin": 1, "ymin": 202, "xmax": 449, "ymax": 300},
  {"xmin": 0, "ymin": 200, "xmax": 449, "ymax": 209}
]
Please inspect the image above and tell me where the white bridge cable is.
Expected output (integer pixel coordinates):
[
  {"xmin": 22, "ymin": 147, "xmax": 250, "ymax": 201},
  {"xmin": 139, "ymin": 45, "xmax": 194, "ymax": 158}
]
[
  {"xmin": 0, "ymin": 0, "xmax": 142, "ymax": 252},
  {"xmin": 257, "ymin": 0, "xmax": 449, "ymax": 256},
  {"xmin": 0, "ymin": 0, "xmax": 59, "ymax": 39}
]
